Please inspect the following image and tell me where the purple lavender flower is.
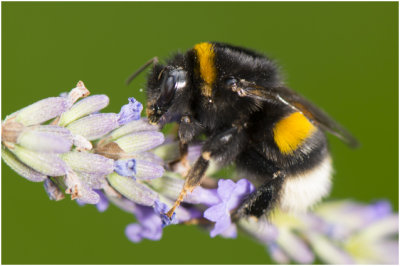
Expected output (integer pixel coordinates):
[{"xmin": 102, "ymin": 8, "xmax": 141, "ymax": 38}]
[
  {"xmin": 117, "ymin": 97, "xmax": 143, "ymax": 125},
  {"xmin": 154, "ymin": 200, "xmax": 178, "ymax": 227},
  {"xmin": 124, "ymin": 199, "xmax": 177, "ymax": 243},
  {"xmin": 125, "ymin": 204, "xmax": 163, "ymax": 242},
  {"xmin": 114, "ymin": 158, "xmax": 137, "ymax": 178},
  {"xmin": 204, "ymin": 179, "xmax": 255, "ymax": 237}
]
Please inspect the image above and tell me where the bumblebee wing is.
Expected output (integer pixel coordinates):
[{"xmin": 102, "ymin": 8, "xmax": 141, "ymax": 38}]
[{"xmin": 240, "ymin": 84, "xmax": 359, "ymax": 148}]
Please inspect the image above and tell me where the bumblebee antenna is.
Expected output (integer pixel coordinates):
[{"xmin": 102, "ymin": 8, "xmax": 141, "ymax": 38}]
[{"xmin": 126, "ymin": 56, "xmax": 159, "ymax": 85}]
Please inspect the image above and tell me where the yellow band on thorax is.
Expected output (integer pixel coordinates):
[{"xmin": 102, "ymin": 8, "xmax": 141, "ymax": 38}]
[
  {"xmin": 273, "ymin": 112, "xmax": 316, "ymax": 155},
  {"xmin": 194, "ymin": 42, "xmax": 216, "ymax": 97}
]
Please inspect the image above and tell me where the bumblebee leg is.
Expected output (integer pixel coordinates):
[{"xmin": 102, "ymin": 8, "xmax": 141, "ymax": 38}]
[
  {"xmin": 166, "ymin": 126, "xmax": 246, "ymax": 218},
  {"xmin": 232, "ymin": 172, "xmax": 285, "ymax": 221},
  {"xmin": 178, "ymin": 114, "xmax": 203, "ymax": 144},
  {"xmin": 169, "ymin": 115, "xmax": 203, "ymax": 173}
]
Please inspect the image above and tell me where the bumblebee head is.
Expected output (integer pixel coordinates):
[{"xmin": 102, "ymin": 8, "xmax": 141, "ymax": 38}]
[{"xmin": 146, "ymin": 64, "xmax": 189, "ymax": 125}]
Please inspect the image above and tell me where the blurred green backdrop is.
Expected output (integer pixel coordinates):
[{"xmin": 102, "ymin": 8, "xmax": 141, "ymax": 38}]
[{"xmin": 2, "ymin": 2, "xmax": 398, "ymax": 264}]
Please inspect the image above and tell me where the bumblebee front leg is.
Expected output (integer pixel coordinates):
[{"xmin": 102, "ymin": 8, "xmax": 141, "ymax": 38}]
[
  {"xmin": 169, "ymin": 115, "xmax": 203, "ymax": 173},
  {"xmin": 232, "ymin": 172, "xmax": 285, "ymax": 221},
  {"xmin": 166, "ymin": 126, "xmax": 246, "ymax": 218}
]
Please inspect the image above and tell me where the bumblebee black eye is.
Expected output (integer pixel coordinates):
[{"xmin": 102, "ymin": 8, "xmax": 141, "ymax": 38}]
[
  {"xmin": 160, "ymin": 75, "xmax": 176, "ymax": 104},
  {"xmin": 225, "ymin": 77, "xmax": 238, "ymax": 88}
]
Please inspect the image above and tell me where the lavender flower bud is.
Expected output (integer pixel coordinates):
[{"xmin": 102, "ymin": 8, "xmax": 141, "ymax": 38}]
[
  {"xmin": 58, "ymin": 95, "xmax": 109, "ymax": 126},
  {"xmin": 1, "ymin": 146, "xmax": 47, "ymax": 182},
  {"xmin": 109, "ymin": 119, "xmax": 158, "ymax": 140},
  {"xmin": 15, "ymin": 97, "xmax": 70, "ymax": 126},
  {"xmin": 114, "ymin": 131, "xmax": 164, "ymax": 153},
  {"xmin": 67, "ymin": 113, "xmax": 119, "ymax": 140},
  {"xmin": 134, "ymin": 159, "xmax": 164, "ymax": 180},
  {"xmin": 107, "ymin": 172, "xmax": 158, "ymax": 206},
  {"xmin": 17, "ymin": 129, "xmax": 72, "ymax": 153},
  {"xmin": 60, "ymin": 151, "xmax": 114, "ymax": 175},
  {"xmin": 11, "ymin": 145, "xmax": 68, "ymax": 176}
]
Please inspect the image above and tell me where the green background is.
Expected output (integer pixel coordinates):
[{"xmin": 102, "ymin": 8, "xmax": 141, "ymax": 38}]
[{"xmin": 2, "ymin": 2, "xmax": 398, "ymax": 264}]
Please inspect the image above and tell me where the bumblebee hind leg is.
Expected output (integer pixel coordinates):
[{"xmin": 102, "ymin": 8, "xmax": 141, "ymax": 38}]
[{"xmin": 232, "ymin": 173, "xmax": 285, "ymax": 220}]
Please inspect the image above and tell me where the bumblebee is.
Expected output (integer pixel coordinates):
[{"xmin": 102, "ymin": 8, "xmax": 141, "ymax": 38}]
[{"xmin": 128, "ymin": 42, "xmax": 358, "ymax": 220}]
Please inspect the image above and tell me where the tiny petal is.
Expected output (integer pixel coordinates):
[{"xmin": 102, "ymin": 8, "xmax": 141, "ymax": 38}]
[
  {"xmin": 58, "ymin": 95, "xmax": 109, "ymax": 126},
  {"xmin": 114, "ymin": 131, "xmax": 164, "ymax": 153},
  {"xmin": 126, "ymin": 203, "xmax": 164, "ymax": 242},
  {"xmin": 17, "ymin": 130, "xmax": 72, "ymax": 153},
  {"xmin": 135, "ymin": 159, "xmax": 164, "ymax": 180},
  {"xmin": 107, "ymin": 172, "xmax": 158, "ymax": 206},
  {"xmin": 109, "ymin": 118, "xmax": 157, "ymax": 140},
  {"xmin": 61, "ymin": 152, "xmax": 114, "ymax": 175},
  {"xmin": 67, "ymin": 113, "xmax": 119, "ymax": 140},
  {"xmin": 1, "ymin": 146, "xmax": 47, "ymax": 182},
  {"xmin": 95, "ymin": 190, "xmax": 109, "ymax": 212},
  {"xmin": 44, "ymin": 178, "xmax": 65, "ymax": 201},
  {"xmin": 15, "ymin": 97, "xmax": 69, "ymax": 126},
  {"xmin": 219, "ymin": 223, "xmax": 237, "ymax": 238},
  {"xmin": 125, "ymin": 224, "xmax": 146, "ymax": 243},
  {"xmin": 209, "ymin": 210, "xmax": 231, "ymax": 237},
  {"xmin": 11, "ymin": 145, "xmax": 68, "ymax": 176},
  {"xmin": 114, "ymin": 159, "xmax": 137, "ymax": 177},
  {"xmin": 117, "ymin": 97, "xmax": 143, "ymax": 125}
]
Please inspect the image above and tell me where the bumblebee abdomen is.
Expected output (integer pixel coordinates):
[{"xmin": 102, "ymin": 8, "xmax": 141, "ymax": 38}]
[
  {"xmin": 278, "ymin": 155, "xmax": 333, "ymax": 213},
  {"xmin": 272, "ymin": 111, "xmax": 317, "ymax": 155}
]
